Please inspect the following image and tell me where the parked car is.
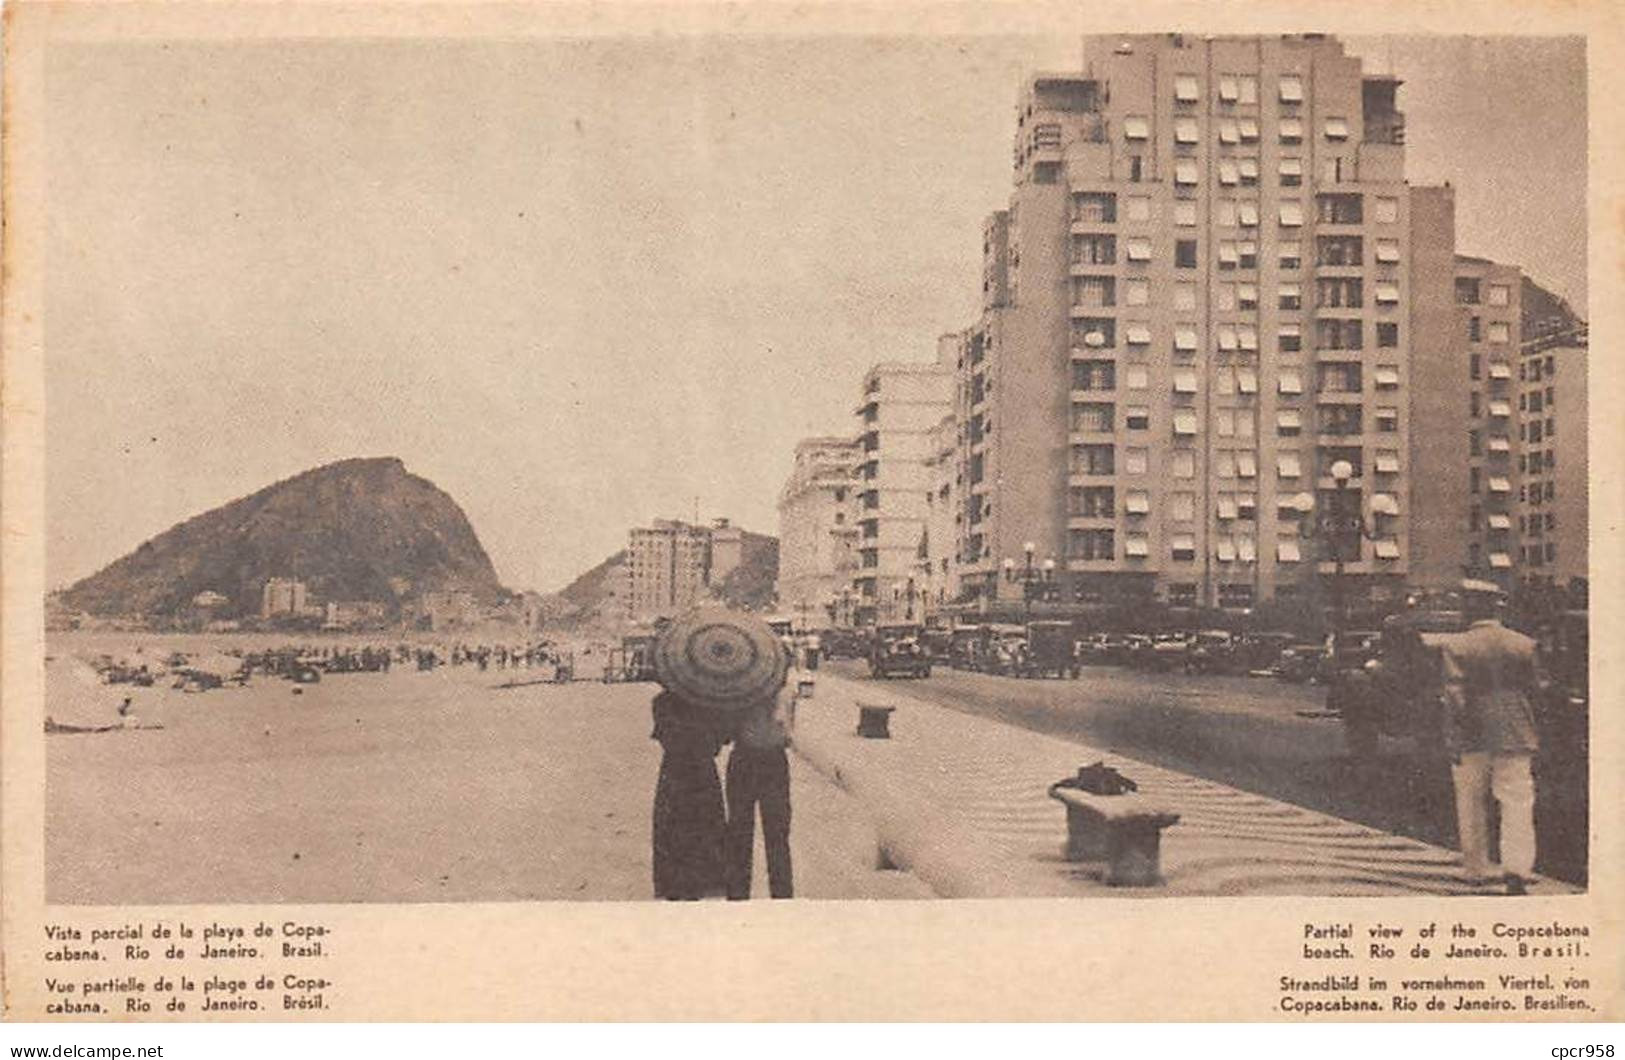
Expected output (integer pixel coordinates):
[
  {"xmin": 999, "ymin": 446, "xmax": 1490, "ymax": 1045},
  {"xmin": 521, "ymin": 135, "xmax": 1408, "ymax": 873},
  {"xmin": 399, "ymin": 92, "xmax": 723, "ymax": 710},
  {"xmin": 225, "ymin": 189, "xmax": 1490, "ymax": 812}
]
[
  {"xmin": 1023, "ymin": 621, "xmax": 1080, "ymax": 678},
  {"xmin": 1184, "ymin": 630, "xmax": 1238, "ymax": 675},
  {"xmin": 869, "ymin": 636, "xmax": 932, "ymax": 679},
  {"xmin": 1274, "ymin": 643, "xmax": 1329, "ymax": 683},
  {"xmin": 1075, "ymin": 633, "xmax": 1116, "ymax": 667}
]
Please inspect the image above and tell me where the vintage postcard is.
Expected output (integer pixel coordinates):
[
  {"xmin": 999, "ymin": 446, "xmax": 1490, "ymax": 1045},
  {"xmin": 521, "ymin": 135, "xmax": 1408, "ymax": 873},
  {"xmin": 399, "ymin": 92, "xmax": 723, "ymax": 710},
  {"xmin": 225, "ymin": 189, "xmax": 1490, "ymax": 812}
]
[{"xmin": 2, "ymin": 0, "xmax": 1620, "ymax": 1021}]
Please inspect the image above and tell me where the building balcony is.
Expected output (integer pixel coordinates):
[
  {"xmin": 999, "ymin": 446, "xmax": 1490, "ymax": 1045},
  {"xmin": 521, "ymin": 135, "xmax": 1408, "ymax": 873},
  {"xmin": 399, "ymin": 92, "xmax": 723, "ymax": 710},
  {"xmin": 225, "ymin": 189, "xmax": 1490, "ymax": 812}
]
[{"xmin": 1313, "ymin": 390, "xmax": 1364, "ymax": 404}]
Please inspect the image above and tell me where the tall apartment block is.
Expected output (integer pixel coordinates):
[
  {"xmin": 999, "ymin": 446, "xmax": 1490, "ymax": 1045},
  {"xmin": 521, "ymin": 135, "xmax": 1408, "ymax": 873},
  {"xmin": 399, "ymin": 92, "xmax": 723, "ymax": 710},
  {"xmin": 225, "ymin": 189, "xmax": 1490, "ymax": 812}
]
[
  {"xmin": 1518, "ymin": 323, "xmax": 1587, "ymax": 590},
  {"xmin": 1408, "ymin": 186, "xmax": 1588, "ymax": 595},
  {"xmin": 854, "ymin": 359, "xmax": 954, "ymax": 623},
  {"xmin": 623, "ymin": 518, "xmax": 716, "ymax": 621},
  {"xmin": 957, "ymin": 33, "xmax": 1419, "ymax": 611},
  {"xmin": 775, "ymin": 436, "xmax": 861, "ymax": 624}
]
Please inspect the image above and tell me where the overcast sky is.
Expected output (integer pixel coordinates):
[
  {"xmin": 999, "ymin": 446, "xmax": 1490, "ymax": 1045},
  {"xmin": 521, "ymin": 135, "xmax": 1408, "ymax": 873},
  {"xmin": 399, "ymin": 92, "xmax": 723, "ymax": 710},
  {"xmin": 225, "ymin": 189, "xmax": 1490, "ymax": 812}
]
[{"xmin": 46, "ymin": 34, "xmax": 1585, "ymax": 594}]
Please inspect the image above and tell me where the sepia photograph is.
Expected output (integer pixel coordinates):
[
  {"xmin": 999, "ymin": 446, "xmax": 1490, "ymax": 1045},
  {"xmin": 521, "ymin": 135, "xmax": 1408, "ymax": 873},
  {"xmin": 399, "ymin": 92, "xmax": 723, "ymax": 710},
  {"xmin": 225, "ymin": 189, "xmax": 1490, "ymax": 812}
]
[
  {"xmin": 35, "ymin": 29, "xmax": 1590, "ymax": 907},
  {"xmin": 4, "ymin": 2, "xmax": 1618, "ymax": 1026}
]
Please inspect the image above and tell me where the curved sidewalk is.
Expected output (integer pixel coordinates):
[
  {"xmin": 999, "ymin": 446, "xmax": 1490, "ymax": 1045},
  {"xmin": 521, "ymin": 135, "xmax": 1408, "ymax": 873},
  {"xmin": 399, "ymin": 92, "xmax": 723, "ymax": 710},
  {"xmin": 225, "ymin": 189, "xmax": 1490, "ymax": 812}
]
[{"xmin": 792, "ymin": 672, "xmax": 1577, "ymax": 899}]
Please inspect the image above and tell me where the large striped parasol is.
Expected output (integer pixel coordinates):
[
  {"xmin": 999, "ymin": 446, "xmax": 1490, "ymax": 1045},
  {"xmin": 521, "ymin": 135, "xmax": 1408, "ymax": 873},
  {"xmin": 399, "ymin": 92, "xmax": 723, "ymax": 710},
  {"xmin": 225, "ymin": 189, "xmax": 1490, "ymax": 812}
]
[{"xmin": 653, "ymin": 608, "xmax": 787, "ymax": 710}]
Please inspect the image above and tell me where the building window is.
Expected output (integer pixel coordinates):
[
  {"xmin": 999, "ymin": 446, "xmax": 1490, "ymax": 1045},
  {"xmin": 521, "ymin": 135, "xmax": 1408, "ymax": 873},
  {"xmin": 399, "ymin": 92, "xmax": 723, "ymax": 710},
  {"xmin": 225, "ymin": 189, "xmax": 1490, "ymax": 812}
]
[
  {"xmin": 1470, "ymin": 354, "xmax": 1482, "ymax": 380},
  {"xmin": 1123, "ymin": 116, "xmax": 1150, "ymax": 141},
  {"xmin": 1468, "ymin": 316, "xmax": 1482, "ymax": 342},
  {"xmin": 1174, "ymin": 201, "xmax": 1198, "ymax": 227},
  {"xmin": 1316, "ymin": 193, "xmax": 1363, "ymax": 224},
  {"xmin": 1125, "ymin": 406, "xmax": 1150, "ymax": 430},
  {"xmin": 1072, "ymin": 233, "xmax": 1117, "ymax": 265},
  {"xmin": 1125, "ymin": 364, "xmax": 1149, "ymax": 389},
  {"xmin": 1174, "ymin": 117, "xmax": 1200, "ymax": 144},
  {"xmin": 1470, "ymin": 467, "xmax": 1480, "ymax": 494},
  {"xmin": 1279, "ymin": 323, "xmax": 1302, "ymax": 354},
  {"xmin": 1129, "ymin": 156, "xmax": 1143, "ymax": 183},
  {"xmin": 1123, "ymin": 278, "xmax": 1150, "ymax": 306},
  {"xmin": 1174, "ymin": 74, "xmax": 1200, "ymax": 103},
  {"xmin": 1172, "ymin": 450, "xmax": 1196, "ymax": 478},
  {"xmin": 1071, "ymin": 360, "xmax": 1116, "ymax": 391},
  {"xmin": 1124, "ymin": 446, "xmax": 1149, "ymax": 474},
  {"xmin": 1125, "ymin": 196, "xmax": 1151, "ymax": 221},
  {"xmin": 1071, "ymin": 444, "xmax": 1115, "ymax": 475},
  {"xmin": 1456, "ymin": 277, "xmax": 1481, "ymax": 304},
  {"xmin": 1073, "ymin": 275, "xmax": 1117, "ymax": 309},
  {"xmin": 1470, "ymin": 391, "xmax": 1481, "ymax": 417},
  {"xmin": 1375, "ymin": 407, "xmax": 1399, "ymax": 432},
  {"xmin": 1488, "ymin": 283, "xmax": 1511, "ymax": 307},
  {"xmin": 1174, "ymin": 282, "xmax": 1197, "ymax": 311},
  {"xmin": 1073, "ymin": 192, "xmax": 1117, "ymax": 223},
  {"xmin": 1374, "ymin": 238, "xmax": 1401, "ymax": 264},
  {"xmin": 1238, "ymin": 241, "xmax": 1258, "ymax": 270},
  {"xmin": 1068, "ymin": 528, "xmax": 1116, "ymax": 561},
  {"xmin": 1170, "ymin": 535, "xmax": 1197, "ymax": 562},
  {"xmin": 1374, "ymin": 197, "xmax": 1399, "ymax": 223},
  {"xmin": 1238, "ymin": 157, "xmax": 1260, "ymax": 185},
  {"xmin": 1069, "ymin": 486, "xmax": 1116, "ymax": 518},
  {"xmin": 1376, "ymin": 322, "xmax": 1400, "ymax": 348},
  {"xmin": 1073, "ymin": 318, "xmax": 1115, "ymax": 348},
  {"xmin": 1279, "ymin": 242, "xmax": 1302, "ymax": 270},
  {"xmin": 1489, "ymin": 321, "xmax": 1511, "ymax": 344},
  {"xmin": 1237, "ymin": 283, "xmax": 1259, "ymax": 310},
  {"xmin": 1324, "ymin": 116, "xmax": 1350, "ymax": 140},
  {"xmin": 1278, "ymin": 282, "xmax": 1302, "ymax": 310},
  {"xmin": 1278, "ymin": 157, "xmax": 1303, "ymax": 187},
  {"xmin": 1072, "ymin": 402, "xmax": 1115, "ymax": 432},
  {"xmin": 1219, "ymin": 584, "xmax": 1255, "ymax": 609},
  {"xmin": 1176, "ymin": 240, "xmax": 1198, "ymax": 269},
  {"xmin": 1316, "ymin": 236, "xmax": 1363, "ymax": 267},
  {"xmin": 1315, "ymin": 277, "xmax": 1363, "ymax": 308}
]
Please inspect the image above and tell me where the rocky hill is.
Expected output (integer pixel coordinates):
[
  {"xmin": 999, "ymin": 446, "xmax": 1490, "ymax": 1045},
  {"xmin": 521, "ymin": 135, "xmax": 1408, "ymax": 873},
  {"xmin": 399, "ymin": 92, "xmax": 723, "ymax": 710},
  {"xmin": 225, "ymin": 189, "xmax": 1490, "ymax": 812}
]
[{"xmin": 59, "ymin": 457, "xmax": 505, "ymax": 620}]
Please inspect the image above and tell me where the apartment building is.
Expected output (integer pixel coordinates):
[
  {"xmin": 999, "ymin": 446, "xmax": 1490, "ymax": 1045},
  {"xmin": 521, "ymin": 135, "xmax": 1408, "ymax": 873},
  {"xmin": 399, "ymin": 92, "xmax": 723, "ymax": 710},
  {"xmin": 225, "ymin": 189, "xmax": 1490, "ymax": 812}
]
[
  {"xmin": 956, "ymin": 33, "xmax": 1415, "ymax": 612},
  {"xmin": 853, "ymin": 359, "xmax": 954, "ymax": 623},
  {"xmin": 260, "ymin": 577, "xmax": 309, "ymax": 618},
  {"xmin": 919, "ymin": 409, "xmax": 960, "ymax": 616},
  {"xmin": 1408, "ymin": 224, "xmax": 1588, "ymax": 594},
  {"xmin": 774, "ymin": 436, "xmax": 861, "ymax": 625},
  {"xmin": 1517, "ymin": 323, "xmax": 1588, "ymax": 590},
  {"xmin": 624, "ymin": 519, "xmax": 715, "ymax": 621}
]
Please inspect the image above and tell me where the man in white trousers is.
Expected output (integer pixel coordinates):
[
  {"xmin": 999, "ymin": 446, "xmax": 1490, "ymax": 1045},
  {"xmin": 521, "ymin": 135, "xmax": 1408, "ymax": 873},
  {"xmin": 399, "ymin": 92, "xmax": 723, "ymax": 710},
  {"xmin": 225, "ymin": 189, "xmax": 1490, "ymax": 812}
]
[{"xmin": 1436, "ymin": 581, "xmax": 1548, "ymax": 894}]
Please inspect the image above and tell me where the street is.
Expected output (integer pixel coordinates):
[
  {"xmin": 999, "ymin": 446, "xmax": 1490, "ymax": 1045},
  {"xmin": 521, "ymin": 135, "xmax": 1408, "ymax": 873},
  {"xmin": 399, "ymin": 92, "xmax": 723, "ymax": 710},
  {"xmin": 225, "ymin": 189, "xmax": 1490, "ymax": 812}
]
[{"xmin": 826, "ymin": 659, "xmax": 1585, "ymax": 885}]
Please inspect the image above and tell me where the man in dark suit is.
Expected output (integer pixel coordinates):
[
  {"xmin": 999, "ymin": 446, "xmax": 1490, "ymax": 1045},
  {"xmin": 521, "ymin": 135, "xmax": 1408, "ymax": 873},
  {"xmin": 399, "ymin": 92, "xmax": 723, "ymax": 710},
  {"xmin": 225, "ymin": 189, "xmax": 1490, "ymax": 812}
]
[{"xmin": 1436, "ymin": 581, "xmax": 1547, "ymax": 894}]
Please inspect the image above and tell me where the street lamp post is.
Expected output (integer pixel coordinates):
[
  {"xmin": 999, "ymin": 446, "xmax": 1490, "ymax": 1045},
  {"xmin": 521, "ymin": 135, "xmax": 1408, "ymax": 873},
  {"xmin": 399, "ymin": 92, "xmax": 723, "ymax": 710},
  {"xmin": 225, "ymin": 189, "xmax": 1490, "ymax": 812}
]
[
  {"xmin": 1002, "ymin": 541, "xmax": 1057, "ymax": 622},
  {"xmin": 1313, "ymin": 459, "xmax": 1368, "ymax": 668}
]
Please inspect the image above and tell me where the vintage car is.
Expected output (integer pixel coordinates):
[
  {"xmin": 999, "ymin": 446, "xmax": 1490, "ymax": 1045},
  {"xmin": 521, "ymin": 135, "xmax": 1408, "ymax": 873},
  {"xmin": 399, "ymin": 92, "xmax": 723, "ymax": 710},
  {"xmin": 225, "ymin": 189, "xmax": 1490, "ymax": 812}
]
[
  {"xmin": 869, "ymin": 635, "xmax": 932, "ymax": 679},
  {"xmin": 1023, "ymin": 620, "xmax": 1080, "ymax": 679}
]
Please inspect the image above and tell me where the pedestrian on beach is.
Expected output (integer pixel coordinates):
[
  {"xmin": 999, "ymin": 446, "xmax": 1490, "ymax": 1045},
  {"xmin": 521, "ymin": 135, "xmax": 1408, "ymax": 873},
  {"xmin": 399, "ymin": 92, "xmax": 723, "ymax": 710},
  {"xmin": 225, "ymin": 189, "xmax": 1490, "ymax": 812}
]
[
  {"xmin": 1435, "ymin": 580, "xmax": 1549, "ymax": 894},
  {"xmin": 650, "ymin": 691, "xmax": 729, "ymax": 900},
  {"xmin": 723, "ymin": 679, "xmax": 796, "ymax": 900},
  {"xmin": 648, "ymin": 607, "xmax": 789, "ymax": 902}
]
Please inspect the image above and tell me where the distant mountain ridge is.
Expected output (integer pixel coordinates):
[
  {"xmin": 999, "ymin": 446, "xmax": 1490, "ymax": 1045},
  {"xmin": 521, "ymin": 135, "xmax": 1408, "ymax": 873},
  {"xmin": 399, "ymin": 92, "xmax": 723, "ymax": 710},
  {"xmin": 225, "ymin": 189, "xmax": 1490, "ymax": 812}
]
[{"xmin": 59, "ymin": 457, "xmax": 505, "ymax": 619}]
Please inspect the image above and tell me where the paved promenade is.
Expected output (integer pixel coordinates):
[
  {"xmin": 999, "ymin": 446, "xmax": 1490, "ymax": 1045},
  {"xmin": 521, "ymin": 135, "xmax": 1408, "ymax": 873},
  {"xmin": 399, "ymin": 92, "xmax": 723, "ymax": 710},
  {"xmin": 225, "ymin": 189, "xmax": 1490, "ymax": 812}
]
[{"xmin": 792, "ymin": 672, "xmax": 1576, "ymax": 898}]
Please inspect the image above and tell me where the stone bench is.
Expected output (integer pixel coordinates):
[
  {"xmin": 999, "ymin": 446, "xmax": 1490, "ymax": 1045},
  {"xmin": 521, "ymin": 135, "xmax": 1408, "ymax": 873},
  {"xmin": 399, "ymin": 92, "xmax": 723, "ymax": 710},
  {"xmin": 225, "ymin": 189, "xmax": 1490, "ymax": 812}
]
[{"xmin": 1049, "ymin": 787, "xmax": 1180, "ymax": 887}]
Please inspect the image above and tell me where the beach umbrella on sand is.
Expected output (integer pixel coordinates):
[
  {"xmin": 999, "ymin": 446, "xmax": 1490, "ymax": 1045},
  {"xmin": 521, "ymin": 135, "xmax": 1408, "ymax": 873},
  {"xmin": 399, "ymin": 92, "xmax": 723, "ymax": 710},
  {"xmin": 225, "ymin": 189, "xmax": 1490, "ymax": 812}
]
[{"xmin": 652, "ymin": 608, "xmax": 787, "ymax": 711}]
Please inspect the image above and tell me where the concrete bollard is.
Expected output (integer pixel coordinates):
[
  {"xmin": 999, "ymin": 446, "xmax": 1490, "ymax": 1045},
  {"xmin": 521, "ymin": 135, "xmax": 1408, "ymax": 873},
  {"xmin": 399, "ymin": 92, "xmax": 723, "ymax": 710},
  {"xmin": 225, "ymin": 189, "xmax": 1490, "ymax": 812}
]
[{"xmin": 856, "ymin": 703, "xmax": 895, "ymax": 739}]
